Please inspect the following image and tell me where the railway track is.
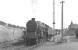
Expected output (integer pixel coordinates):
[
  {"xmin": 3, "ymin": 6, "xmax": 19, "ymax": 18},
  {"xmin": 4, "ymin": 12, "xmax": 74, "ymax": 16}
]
[
  {"xmin": 15, "ymin": 40, "xmax": 45, "ymax": 50},
  {"xmin": 0, "ymin": 40, "xmax": 46, "ymax": 50}
]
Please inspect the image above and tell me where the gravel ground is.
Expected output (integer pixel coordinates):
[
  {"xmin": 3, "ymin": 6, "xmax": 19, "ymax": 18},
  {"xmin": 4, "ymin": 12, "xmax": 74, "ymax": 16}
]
[
  {"xmin": 33, "ymin": 36, "xmax": 78, "ymax": 50},
  {"xmin": 33, "ymin": 41, "xmax": 78, "ymax": 50},
  {"xmin": 0, "ymin": 36, "xmax": 77, "ymax": 50}
]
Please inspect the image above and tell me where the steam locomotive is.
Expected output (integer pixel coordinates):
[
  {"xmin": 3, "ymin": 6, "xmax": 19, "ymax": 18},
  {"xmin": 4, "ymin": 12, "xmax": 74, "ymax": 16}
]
[{"xmin": 23, "ymin": 18, "xmax": 51, "ymax": 45}]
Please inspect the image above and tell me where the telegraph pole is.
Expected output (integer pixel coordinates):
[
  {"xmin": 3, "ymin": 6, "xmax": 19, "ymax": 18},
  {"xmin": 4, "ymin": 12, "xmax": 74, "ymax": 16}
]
[{"xmin": 60, "ymin": 1, "xmax": 64, "ymax": 38}]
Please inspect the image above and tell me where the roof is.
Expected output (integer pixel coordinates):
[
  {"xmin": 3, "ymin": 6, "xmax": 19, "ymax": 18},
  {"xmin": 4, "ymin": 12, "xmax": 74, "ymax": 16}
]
[
  {"xmin": 69, "ymin": 24, "xmax": 78, "ymax": 29},
  {"xmin": 69, "ymin": 22, "xmax": 78, "ymax": 29},
  {"xmin": 0, "ymin": 21, "xmax": 6, "ymax": 26}
]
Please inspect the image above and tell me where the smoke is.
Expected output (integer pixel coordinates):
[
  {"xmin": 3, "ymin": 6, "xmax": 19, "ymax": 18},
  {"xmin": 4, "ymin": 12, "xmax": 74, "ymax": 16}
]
[
  {"xmin": 31, "ymin": 0, "xmax": 37, "ymax": 4},
  {"xmin": 30, "ymin": 0, "xmax": 38, "ymax": 17}
]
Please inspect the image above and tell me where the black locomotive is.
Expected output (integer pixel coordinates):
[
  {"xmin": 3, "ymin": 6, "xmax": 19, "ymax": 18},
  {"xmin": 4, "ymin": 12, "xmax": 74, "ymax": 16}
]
[{"xmin": 23, "ymin": 18, "xmax": 50, "ymax": 46}]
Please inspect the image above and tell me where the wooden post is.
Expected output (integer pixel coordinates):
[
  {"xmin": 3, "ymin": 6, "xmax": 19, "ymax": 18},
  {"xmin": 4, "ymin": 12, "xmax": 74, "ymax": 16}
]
[{"xmin": 60, "ymin": 1, "xmax": 64, "ymax": 39}]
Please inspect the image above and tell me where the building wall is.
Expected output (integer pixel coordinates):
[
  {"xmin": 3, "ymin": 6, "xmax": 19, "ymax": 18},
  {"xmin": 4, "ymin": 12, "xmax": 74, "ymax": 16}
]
[{"xmin": 0, "ymin": 25, "xmax": 24, "ymax": 42}]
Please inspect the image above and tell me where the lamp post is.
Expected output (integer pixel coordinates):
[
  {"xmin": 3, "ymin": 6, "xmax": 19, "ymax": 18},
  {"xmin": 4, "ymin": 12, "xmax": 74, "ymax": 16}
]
[
  {"xmin": 53, "ymin": 0, "xmax": 55, "ymax": 33},
  {"xmin": 53, "ymin": 0, "xmax": 55, "ymax": 42}
]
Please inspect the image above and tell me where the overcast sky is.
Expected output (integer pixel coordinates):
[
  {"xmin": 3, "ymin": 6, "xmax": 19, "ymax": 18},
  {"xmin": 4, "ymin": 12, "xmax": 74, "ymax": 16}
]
[{"xmin": 0, "ymin": 0, "xmax": 78, "ymax": 29}]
